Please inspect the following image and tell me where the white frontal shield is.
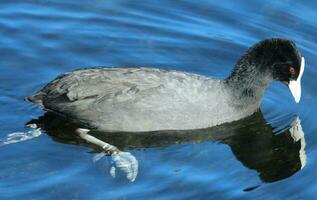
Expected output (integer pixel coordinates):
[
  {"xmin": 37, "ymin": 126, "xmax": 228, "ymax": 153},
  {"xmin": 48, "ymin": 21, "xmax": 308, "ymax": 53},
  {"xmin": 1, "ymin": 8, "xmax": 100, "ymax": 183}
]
[{"xmin": 289, "ymin": 57, "xmax": 305, "ymax": 103}]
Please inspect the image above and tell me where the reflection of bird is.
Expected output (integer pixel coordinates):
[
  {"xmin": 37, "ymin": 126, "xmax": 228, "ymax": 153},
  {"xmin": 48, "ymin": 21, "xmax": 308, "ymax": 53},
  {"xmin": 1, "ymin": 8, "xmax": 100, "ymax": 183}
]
[
  {"xmin": 223, "ymin": 116, "xmax": 306, "ymax": 183},
  {"xmin": 26, "ymin": 112, "xmax": 306, "ymax": 183},
  {"xmin": 27, "ymin": 39, "xmax": 304, "ymax": 132}
]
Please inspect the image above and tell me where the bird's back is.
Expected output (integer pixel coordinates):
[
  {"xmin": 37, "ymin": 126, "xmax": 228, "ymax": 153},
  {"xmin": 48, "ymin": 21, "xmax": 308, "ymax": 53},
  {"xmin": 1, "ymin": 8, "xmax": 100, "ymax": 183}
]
[{"xmin": 28, "ymin": 67, "xmax": 237, "ymax": 132}]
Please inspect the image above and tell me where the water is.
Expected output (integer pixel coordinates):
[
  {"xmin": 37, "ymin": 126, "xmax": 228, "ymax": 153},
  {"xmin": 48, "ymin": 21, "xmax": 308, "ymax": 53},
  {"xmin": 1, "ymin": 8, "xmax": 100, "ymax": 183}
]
[{"xmin": 1, "ymin": 0, "xmax": 317, "ymax": 199}]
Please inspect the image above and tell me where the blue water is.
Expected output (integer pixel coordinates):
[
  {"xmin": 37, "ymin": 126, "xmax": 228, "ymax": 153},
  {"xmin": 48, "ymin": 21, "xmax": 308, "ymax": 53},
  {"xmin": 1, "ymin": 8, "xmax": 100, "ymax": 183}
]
[{"xmin": 1, "ymin": 1, "xmax": 317, "ymax": 199}]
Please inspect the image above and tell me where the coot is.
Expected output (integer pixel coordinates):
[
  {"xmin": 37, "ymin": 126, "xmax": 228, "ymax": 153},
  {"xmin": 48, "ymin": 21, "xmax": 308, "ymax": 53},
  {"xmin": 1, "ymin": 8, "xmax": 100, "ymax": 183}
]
[{"xmin": 27, "ymin": 38, "xmax": 305, "ymax": 132}]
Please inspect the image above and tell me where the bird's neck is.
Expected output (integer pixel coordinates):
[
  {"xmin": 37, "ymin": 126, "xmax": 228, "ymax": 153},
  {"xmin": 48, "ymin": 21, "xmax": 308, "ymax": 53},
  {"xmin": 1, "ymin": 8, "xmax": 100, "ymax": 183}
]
[{"xmin": 225, "ymin": 63, "xmax": 273, "ymax": 110}]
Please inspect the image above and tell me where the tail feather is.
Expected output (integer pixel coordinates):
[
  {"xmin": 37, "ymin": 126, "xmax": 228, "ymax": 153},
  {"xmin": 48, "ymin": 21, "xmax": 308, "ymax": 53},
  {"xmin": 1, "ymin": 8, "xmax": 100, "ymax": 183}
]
[{"xmin": 25, "ymin": 92, "xmax": 46, "ymax": 108}]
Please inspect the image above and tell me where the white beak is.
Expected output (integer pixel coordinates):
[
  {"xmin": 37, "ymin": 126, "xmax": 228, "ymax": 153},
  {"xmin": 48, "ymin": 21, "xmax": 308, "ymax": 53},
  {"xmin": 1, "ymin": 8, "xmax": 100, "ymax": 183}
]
[{"xmin": 289, "ymin": 57, "xmax": 305, "ymax": 103}]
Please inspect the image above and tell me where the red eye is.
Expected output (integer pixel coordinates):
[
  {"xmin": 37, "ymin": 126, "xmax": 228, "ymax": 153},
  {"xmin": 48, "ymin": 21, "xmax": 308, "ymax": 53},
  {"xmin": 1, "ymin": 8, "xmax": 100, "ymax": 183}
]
[{"xmin": 289, "ymin": 66, "xmax": 295, "ymax": 74}]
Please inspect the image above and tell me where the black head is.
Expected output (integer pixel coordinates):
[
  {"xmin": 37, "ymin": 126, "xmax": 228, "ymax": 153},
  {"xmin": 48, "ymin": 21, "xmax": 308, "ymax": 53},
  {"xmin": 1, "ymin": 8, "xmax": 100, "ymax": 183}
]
[
  {"xmin": 246, "ymin": 38, "xmax": 302, "ymax": 83},
  {"xmin": 228, "ymin": 38, "xmax": 305, "ymax": 103}
]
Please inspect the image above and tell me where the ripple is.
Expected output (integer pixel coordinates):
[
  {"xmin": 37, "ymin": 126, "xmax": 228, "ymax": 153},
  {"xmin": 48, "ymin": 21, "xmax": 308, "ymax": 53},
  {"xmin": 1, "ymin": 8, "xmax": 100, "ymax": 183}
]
[{"xmin": 1, "ymin": 0, "xmax": 317, "ymax": 199}]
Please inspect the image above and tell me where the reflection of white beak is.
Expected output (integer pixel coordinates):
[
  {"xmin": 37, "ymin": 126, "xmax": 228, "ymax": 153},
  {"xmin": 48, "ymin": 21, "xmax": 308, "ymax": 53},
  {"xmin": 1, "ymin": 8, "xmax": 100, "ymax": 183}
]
[
  {"xmin": 289, "ymin": 116, "xmax": 306, "ymax": 169},
  {"xmin": 289, "ymin": 57, "xmax": 305, "ymax": 103}
]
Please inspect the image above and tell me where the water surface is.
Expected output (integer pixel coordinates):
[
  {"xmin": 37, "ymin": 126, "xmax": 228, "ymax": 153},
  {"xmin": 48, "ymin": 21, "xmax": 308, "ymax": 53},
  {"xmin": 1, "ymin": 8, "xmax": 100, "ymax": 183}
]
[{"xmin": 1, "ymin": 1, "xmax": 317, "ymax": 199}]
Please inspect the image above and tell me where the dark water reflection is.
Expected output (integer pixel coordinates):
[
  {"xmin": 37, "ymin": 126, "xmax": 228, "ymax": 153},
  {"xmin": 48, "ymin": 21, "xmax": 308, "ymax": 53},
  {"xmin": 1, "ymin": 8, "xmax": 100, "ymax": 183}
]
[
  {"xmin": 27, "ymin": 111, "xmax": 306, "ymax": 186},
  {"xmin": 1, "ymin": 0, "xmax": 317, "ymax": 199}
]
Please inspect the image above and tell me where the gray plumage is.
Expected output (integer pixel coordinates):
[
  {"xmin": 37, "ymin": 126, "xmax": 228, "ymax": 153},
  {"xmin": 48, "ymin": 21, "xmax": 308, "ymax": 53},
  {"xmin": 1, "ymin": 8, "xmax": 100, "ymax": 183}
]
[{"xmin": 29, "ymin": 68, "xmax": 256, "ymax": 132}]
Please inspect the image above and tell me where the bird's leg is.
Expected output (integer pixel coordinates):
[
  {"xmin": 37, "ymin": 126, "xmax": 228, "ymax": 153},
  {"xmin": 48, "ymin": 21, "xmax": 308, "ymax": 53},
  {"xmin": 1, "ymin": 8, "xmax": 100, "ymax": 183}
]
[
  {"xmin": 76, "ymin": 128, "xmax": 138, "ymax": 182},
  {"xmin": 76, "ymin": 128, "xmax": 119, "ymax": 155}
]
